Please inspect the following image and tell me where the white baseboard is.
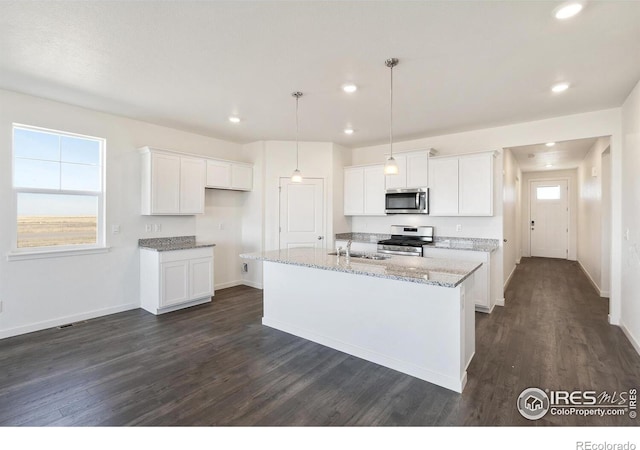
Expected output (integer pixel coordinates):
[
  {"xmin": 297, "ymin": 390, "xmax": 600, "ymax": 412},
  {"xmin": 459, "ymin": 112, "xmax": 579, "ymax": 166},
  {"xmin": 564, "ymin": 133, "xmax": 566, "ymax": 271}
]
[
  {"xmin": 242, "ymin": 280, "xmax": 263, "ymax": 290},
  {"xmin": 516, "ymin": 258, "xmax": 521, "ymax": 264},
  {"xmin": 620, "ymin": 322, "xmax": 640, "ymax": 357},
  {"xmin": 495, "ymin": 298, "xmax": 505, "ymax": 307},
  {"xmin": 215, "ymin": 280, "xmax": 244, "ymax": 290},
  {"xmin": 600, "ymin": 290, "xmax": 610, "ymax": 297},
  {"xmin": 504, "ymin": 264, "xmax": 517, "ymax": 290},
  {"xmin": 0, "ymin": 302, "xmax": 139, "ymax": 340},
  {"xmin": 577, "ymin": 260, "xmax": 602, "ymax": 296}
]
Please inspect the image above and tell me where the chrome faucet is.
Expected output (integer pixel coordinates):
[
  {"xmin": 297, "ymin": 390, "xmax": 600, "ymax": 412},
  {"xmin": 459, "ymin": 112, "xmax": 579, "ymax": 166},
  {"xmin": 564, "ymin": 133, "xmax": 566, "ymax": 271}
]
[{"xmin": 346, "ymin": 239, "xmax": 352, "ymax": 258}]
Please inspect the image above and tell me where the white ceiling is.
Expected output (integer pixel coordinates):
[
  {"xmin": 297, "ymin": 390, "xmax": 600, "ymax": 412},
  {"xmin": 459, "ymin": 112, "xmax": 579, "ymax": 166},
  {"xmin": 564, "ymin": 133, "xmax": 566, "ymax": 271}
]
[
  {"xmin": 509, "ymin": 137, "xmax": 601, "ymax": 172},
  {"xmin": 1, "ymin": 1, "xmax": 639, "ymax": 147}
]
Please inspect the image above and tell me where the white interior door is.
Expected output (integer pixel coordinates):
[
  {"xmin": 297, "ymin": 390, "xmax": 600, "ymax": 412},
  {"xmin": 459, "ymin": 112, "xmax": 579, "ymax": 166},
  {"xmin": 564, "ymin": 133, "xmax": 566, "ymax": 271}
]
[
  {"xmin": 279, "ymin": 178, "xmax": 325, "ymax": 249},
  {"xmin": 530, "ymin": 180, "xmax": 568, "ymax": 259}
]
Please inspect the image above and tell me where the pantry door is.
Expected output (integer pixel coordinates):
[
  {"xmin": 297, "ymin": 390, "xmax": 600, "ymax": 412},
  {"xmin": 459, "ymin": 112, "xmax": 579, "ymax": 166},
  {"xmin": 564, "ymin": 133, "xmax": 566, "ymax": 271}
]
[
  {"xmin": 279, "ymin": 178, "xmax": 325, "ymax": 249},
  {"xmin": 530, "ymin": 180, "xmax": 569, "ymax": 259}
]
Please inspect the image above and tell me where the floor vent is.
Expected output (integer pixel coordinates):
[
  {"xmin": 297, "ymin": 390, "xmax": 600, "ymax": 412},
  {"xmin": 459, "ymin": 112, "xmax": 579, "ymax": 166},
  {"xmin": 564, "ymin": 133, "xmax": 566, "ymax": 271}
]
[{"xmin": 57, "ymin": 320, "xmax": 87, "ymax": 329}]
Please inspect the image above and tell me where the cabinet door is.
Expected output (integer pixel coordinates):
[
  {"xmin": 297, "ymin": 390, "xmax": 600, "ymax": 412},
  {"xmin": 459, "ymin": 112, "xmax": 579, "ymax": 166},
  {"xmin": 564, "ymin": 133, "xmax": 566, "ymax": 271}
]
[
  {"xmin": 406, "ymin": 152, "xmax": 429, "ymax": 188},
  {"xmin": 459, "ymin": 153, "xmax": 493, "ymax": 216},
  {"xmin": 151, "ymin": 153, "xmax": 181, "ymax": 214},
  {"xmin": 363, "ymin": 165, "xmax": 386, "ymax": 215},
  {"xmin": 160, "ymin": 260, "xmax": 190, "ymax": 307},
  {"xmin": 189, "ymin": 257, "xmax": 214, "ymax": 300},
  {"xmin": 384, "ymin": 154, "xmax": 407, "ymax": 190},
  {"xmin": 230, "ymin": 164, "xmax": 253, "ymax": 191},
  {"xmin": 428, "ymin": 157, "xmax": 459, "ymax": 216},
  {"xmin": 206, "ymin": 160, "xmax": 232, "ymax": 188},
  {"xmin": 344, "ymin": 167, "xmax": 364, "ymax": 215},
  {"xmin": 180, "ymin": 157, "xmax": 205, "ymax": 214}
]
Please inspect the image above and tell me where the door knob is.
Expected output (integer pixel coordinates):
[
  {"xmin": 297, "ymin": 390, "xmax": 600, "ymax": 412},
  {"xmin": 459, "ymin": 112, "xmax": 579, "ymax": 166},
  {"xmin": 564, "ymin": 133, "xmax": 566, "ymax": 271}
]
[{"xmin": 317, "ymin": 236, "xmax": 324, "ymax": 240}]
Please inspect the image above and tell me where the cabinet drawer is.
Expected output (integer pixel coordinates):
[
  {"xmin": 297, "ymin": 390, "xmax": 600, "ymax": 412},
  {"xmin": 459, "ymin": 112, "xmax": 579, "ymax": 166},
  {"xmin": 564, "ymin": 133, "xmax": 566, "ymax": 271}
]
[{"xmin": 159, "ymin": 247, "xmax": 214, "ymax": 263}]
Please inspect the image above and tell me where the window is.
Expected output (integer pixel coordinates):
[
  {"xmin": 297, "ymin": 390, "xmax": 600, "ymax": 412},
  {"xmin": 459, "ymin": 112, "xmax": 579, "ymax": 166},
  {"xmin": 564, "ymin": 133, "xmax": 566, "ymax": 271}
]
[
  {"xmin": 12, "ymin": 124, "xmax": 105, "ymax": 252},
  {"xmin": 536, "ymin": 185, "xmax": 561, "ymax": 200}
]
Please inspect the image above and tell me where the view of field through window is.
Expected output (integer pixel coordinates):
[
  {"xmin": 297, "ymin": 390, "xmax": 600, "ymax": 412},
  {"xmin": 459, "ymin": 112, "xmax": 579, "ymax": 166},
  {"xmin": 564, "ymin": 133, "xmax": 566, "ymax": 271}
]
[{"xmin": 13, "ymin": 126, "xmax": 103, "ymax": 249}]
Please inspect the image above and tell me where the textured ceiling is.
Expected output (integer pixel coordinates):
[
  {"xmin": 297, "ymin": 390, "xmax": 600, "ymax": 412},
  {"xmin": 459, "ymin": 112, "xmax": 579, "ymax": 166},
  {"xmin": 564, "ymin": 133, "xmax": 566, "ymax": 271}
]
[{"xmin": 1, "ymin": 1, "xmax": 639, "ymax": 146}]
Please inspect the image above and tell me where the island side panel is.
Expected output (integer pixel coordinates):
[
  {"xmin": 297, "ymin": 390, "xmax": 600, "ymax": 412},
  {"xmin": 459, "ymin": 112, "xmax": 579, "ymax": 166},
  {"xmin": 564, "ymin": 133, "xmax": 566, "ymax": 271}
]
[{"xmin": 262, "ymin": 261, "xmax": 470, "ymax": 393}]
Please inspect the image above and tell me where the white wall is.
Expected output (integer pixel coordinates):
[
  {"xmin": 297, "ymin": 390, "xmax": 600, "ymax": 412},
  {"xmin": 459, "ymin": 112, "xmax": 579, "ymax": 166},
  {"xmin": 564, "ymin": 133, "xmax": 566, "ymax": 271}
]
[
  {"xmin": 620, "ymin": 79, "xmax": 640, "ymax": 354},
  {"xmin": 0, "ymin": 89, "xmax": 245, "ymax": 338},
  {"xmin": 577, "ymin": 136, "xmax": 611, "ymax": 296},
  {"xmin": 351, "ymin": 108, "xmax": 623, "ymax": 321},
  {"xmin": 240, "ymin": 141, "xmax": 265, "ymax": 289},
  {"xmin": 521, "ymin": 169, "xmax": 578, "ymax": 260},
  {"xmin": 503, "ymin": 148, "xmax": 522, "ymax": 289}
]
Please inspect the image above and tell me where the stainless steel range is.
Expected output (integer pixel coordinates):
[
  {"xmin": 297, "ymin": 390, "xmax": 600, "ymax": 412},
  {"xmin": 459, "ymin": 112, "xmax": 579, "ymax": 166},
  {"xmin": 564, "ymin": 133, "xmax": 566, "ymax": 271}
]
[{"xmin": 377, "ymin": 225, "xmax": 434, "ymax": 257}]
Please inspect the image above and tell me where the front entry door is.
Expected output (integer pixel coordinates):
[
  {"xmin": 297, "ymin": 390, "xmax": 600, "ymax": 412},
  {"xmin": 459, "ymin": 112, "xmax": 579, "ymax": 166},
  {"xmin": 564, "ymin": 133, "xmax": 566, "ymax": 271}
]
[
  {"xmin": 279, "ymin": 178, "xmax": 325, "ymax": 249},
  {"xmin": 530, "ymin": 180, "xmax": 568, "ymax": 259}
]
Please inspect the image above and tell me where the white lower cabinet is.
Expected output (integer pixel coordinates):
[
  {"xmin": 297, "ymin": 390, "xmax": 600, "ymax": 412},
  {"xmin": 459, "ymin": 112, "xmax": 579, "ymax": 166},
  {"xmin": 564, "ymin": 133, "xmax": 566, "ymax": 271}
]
[
  {"xmin": 140, "ymin": 247, "xmax": 214, "ymax": 315},
  {"xmin": 422, "ymin": 247, "xmax": 496, "ymax": 312}
]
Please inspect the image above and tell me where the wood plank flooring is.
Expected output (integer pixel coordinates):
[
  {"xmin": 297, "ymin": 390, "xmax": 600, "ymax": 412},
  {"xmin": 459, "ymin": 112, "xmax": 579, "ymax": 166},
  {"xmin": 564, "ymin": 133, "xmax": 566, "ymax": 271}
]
[{"xmin": 1, "ymin": 257, "xmax": 638, "ymax": 426}]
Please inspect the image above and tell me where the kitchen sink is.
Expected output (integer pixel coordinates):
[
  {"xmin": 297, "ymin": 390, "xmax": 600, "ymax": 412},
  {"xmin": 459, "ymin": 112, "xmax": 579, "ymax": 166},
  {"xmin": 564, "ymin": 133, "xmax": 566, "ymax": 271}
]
[{"xmin": 327, "ymin": 251, "xmax": 390, "ymax": 260}]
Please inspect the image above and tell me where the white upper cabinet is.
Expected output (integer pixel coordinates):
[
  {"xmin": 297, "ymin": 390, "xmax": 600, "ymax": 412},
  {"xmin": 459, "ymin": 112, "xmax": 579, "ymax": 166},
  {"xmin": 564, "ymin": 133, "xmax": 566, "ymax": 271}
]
[
  {"xmin": 141, "ymin": 148, "xmax": 205, "ymax": 215},
  {"xmin": 205, "ymin": 159, "xmax": 252, "ymax": 191},
  {"xmin": 384, "ymin": 150, "xmax": 429, "ymax": 190},
  {"xmin": 344, "ymin": 165, "xmax": 386, "ymax": 216},
  {"xmin": 458, "ymin": 153, "xmax": 493, "ymax": 216},
  {"xmin": 428, "ymin": 151, "xmax": 494, "ymax": 217},
  {"xmin": 179, "ymin": 157, "xmax": 206, "ymax": 214}
]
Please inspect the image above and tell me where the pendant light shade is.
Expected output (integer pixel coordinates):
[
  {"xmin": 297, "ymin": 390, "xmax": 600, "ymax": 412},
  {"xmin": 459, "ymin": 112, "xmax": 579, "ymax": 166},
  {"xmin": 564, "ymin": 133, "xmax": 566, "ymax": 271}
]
[
  {"xmin": 291, "ymin": 91, "xmax": 303, "ymax": 183},
  {"xmin": 383, "ymin": 58, "xmax": 399, "ymax": 175}
]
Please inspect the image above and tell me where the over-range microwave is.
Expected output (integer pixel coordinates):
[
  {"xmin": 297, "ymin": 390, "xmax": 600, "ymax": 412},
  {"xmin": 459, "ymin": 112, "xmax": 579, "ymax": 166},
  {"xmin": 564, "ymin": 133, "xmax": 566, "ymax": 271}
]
[{"xmin": 385, "ymin": 188, "xmax": 429, "ymax": 214}]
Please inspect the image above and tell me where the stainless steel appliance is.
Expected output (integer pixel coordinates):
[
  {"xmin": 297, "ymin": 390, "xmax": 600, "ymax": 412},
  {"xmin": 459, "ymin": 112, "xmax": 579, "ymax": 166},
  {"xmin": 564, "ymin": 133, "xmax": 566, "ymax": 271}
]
[
  {"xmin": 377, "ymin": 225, "xmax": 434, "ymax": 256},
  {"xmin": 385, "ymin": 188, "xmax": 429, "ymax": 214}
]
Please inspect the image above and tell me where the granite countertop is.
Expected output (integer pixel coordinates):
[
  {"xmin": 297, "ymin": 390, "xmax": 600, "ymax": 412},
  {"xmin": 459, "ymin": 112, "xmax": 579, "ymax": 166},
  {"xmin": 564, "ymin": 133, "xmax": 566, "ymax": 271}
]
[
  {"xmin": 240, "ymin": 247, "xmax": 481, "ymax": 288},
  {"xmin": 138, "ymin": 236, "xmax": 216, "ymax": 252},
  {"xmin": 336, "ymin": 232, "xmax": 499, "ymax": 253}
]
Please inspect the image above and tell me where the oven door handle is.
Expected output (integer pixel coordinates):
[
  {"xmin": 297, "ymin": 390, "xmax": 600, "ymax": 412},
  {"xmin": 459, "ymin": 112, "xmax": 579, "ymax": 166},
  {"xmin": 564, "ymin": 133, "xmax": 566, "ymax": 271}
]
[
  {"xmin": 377, "ymin": 249, "xmax": 422, "ymax": 256},
  {"xmin": 416, "ymin": 192, "xmax": 420, "ymax": 209}
]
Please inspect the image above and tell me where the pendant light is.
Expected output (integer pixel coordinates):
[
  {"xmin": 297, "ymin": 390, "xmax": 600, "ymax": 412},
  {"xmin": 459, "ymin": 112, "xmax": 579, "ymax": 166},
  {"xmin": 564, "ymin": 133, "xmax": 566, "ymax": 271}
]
[
  {"xmin": 291, "ymin": 91, "xmax": 303, "ymax": 183},
  {"xmin": 383, "ymin": 58, "xmax": 399, "ymax": 175}
]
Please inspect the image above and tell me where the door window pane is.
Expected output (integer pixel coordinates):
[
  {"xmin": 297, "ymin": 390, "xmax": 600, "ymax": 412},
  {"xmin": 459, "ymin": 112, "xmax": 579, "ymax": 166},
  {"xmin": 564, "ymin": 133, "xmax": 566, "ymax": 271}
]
[
  {"xmin": 14, "ymin": 159, "xmax": 60, "ymax": 189},
  {"xmin": 536, "ymin": 186, "xmax": 561, "ymax": 200},
  {"xmin": 17, "ymin": 193, "xmax": 98, "ymax": 248},
  {"xmin": 13, "ymin": 128, "xmax": 60, "ymax": 161}
]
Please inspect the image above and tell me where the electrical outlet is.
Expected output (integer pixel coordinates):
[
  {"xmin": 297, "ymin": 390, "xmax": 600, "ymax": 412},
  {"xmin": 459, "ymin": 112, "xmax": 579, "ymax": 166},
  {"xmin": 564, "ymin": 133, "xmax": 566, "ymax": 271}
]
[
  {"xmin": 218, "ymin": 222, "xmax": 225, "ymax": 230},
  {"xmin": 241, "ymin": 263, "xmax": 248, "ymax": 273},
  {"xmin": 0, "ymin": 300, "xmax": 3, "ymax": 313},
  {"xmin": 145, "ymin": 224, "xmax": 152, "ymax": 232},
  {"xmin": 112, "ymin": 225, "xmax": 121, "ymax": 234},
  {"xmin": 456, "ymin": 224, "xmax": 462, "ymax": 232},
  {"xmin": 154, "ymin": 224, "xmax": 162, "ymax": 232}
]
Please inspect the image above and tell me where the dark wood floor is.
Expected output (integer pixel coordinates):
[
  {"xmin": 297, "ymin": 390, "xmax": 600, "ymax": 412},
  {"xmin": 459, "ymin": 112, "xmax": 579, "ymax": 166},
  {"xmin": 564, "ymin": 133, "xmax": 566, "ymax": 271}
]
[{"xmin": 1, "ymin": 257, "xmax": 639, "ymax": 426}]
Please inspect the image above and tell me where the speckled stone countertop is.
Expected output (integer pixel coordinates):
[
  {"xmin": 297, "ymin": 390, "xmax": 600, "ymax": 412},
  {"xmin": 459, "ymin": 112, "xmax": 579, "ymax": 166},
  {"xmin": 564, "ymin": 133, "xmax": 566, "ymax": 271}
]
[
  {"xmin": 138, "ymin": 236, "xmax": 216, "ymax": 252},
  {"xmin": 335, "ymin": 232, "xmax": 499, "ymax": 252},
  {"xmin": 240, "ymin": 247, "xmax": 481, "ymax": 288}
]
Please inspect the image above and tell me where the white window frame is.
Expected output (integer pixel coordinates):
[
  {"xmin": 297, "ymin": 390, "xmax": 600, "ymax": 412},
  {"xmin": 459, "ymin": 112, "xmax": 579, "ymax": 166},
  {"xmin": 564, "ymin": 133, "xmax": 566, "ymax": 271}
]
[{"xmin": 8, "ymin": 123, "xmax": 108, "ymax": 261}]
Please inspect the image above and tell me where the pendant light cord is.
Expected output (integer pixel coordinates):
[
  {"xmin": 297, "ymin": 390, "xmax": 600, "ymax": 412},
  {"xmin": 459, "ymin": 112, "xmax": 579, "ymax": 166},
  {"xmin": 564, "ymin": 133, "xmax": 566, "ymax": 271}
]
[
  {"xmin": 296, "ymin": 94, "xmax": 299, "ymax": 170},
  {"xmin": 389, "ymin": 63, "xmax": 393, "ymax": 158}
]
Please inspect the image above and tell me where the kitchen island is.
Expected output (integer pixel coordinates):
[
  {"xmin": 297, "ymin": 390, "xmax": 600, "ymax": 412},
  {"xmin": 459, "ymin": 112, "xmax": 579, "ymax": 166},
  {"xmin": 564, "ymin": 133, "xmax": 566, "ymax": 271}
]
[{"xmin": 240, "ymin": 247, "xmax": 482, "ymax": 393}]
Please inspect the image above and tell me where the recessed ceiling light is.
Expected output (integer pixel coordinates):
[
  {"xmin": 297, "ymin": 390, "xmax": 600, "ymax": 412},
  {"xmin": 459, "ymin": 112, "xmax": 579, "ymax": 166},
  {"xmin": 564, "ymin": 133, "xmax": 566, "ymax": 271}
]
[
  {"xmin": 344, "ymin": 128, "xmax": 354, "ymax": 135},
  {"xmin": 551, "ymin": 82, "xmax": 570, "ymax": 93},
  {"xmin": 546, "ymin": 163, "xmax": 554, "ymax": 168},
  {"xmin": 228, "ymin": 116, "xmax": 241, "ymax": 123},
  {"xmin": 546, "ymin": 142, "xmax": 556, "ymax": 147},
  {"xmin": 554, "ymin": 2, "xmax": 584, "ymax": 20},
  {"xmin": 342, "ymin": 83, "xmax": 358, "ymax": 93}
]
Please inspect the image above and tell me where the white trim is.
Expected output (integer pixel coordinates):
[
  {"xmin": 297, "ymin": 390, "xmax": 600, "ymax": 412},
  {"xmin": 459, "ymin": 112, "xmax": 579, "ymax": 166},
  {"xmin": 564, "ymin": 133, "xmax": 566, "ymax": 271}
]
[
  {"xmin": 0, "ymin": 302, "xmax": 138, "ymax": 340},
  {"xmin": 262, "ymin": 317, "xmax": 466, "ymax": 393},
  {"xmin": 7, "ymin": 246, "xmax": 110, "ymax": 261},
  {"xmin": 214, "ymin": 280, "xmax": 244, "ymax": 290},
  {"xmin": 577, "ymin": 259, "xmax": 602, "ymax": 296},
  {"xmin": 620, "ymin": 322, "xmax": 640, "ymax": 357},
  {"xmin": 495, "ymin": 298, "xmax": 505, "ymax": 307},
  {"xmin": 600, "ymin": 290, "xmax": 610, "ymax": 297},
  {"xmin": 242, "ymin": 280, "xmax": 264, "ymax": 290},
  {"xmin": 504, "ymin": 264, "xmax": 517, "ymax": 290},
  {"xmin": 516, "ymin": 258, "xmax": 521, "ymax": 264}
]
